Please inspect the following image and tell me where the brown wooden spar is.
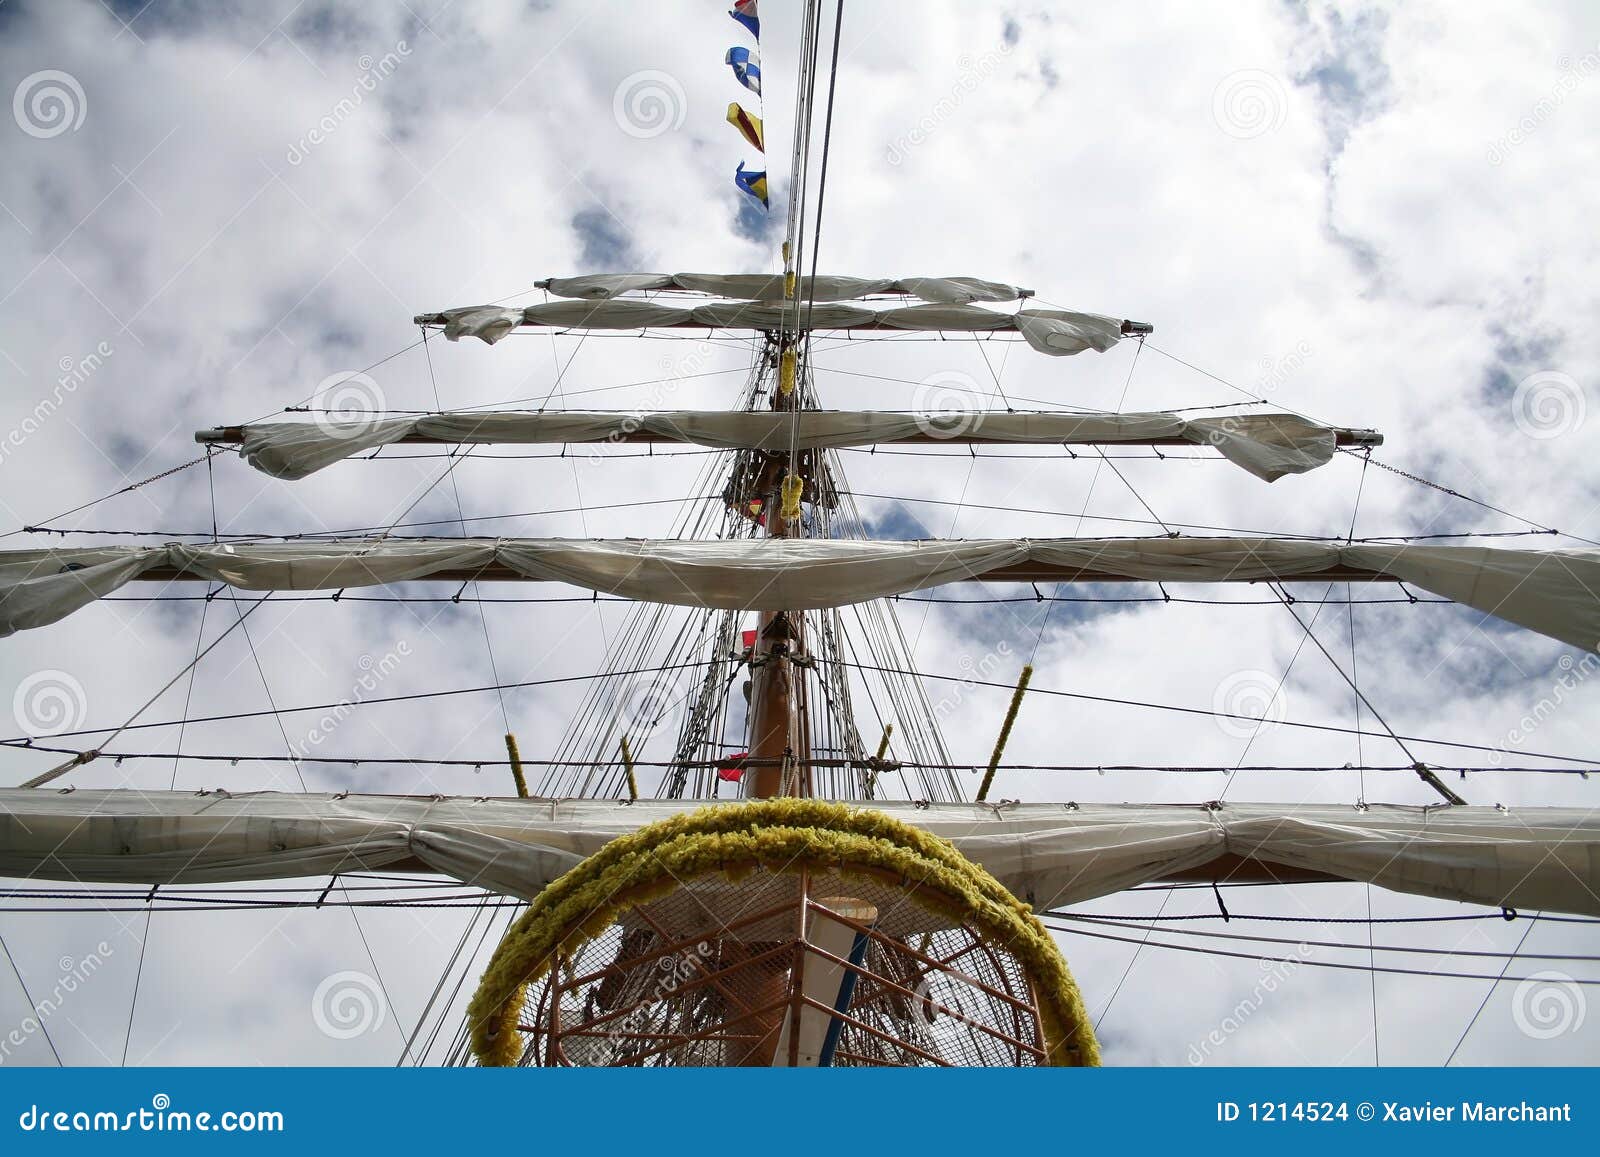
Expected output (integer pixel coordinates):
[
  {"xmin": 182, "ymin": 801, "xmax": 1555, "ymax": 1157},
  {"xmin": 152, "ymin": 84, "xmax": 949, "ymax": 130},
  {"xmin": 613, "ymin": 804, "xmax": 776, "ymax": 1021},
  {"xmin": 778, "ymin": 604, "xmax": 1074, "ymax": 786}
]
[{"xmin": 725, "ymin": 334, "xmax": 812, "ymax": 1065}]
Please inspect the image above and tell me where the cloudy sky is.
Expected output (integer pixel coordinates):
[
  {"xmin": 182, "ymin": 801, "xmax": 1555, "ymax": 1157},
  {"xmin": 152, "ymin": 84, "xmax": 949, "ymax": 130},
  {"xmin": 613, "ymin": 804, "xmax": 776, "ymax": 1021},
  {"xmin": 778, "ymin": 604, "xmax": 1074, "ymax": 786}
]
[{"xmin": 0, "ymin": 0, "xmax": 1597, "ymax": 1067}]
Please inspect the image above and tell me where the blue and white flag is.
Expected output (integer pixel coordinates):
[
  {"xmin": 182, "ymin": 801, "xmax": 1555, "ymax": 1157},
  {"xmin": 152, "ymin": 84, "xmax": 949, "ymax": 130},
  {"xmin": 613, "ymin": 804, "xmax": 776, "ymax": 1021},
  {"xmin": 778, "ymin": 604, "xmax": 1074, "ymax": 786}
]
[
  {"xmin": 729, "ymin": 0, "xmax": 759, "ymax": 40},
  {"xmin": 725, "ymin": 46, "xmax": 762, "ymax": 96}
]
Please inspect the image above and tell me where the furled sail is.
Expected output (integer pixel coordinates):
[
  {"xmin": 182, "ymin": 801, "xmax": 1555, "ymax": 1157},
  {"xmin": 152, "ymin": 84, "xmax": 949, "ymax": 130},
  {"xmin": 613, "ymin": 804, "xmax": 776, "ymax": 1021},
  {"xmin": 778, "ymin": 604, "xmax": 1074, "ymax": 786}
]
[
  {"xmin": 534, "ymin": 273, "xmax": 1029, "ymax": 303},
  {"xmin": 412, "ymin": 300, "xmax": 1148, "ymax": 354},
  {"xmin": 197, "ymin": 411, "xmax": 1380, "ymax": 482},
  {"xmin": 3, "ymin": 538, "xmax": 1596, "ymax": 647},
  {"xmin": 0, "ymin": 792, "xmax": 1594, "ymax": 917}
]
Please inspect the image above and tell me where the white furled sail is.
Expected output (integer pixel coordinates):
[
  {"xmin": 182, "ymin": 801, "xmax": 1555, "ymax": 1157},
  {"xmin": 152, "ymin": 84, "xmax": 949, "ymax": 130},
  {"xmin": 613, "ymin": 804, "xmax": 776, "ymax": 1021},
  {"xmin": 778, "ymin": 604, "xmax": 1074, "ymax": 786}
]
[
  {"xmin": 197, "ymin": 410, "xmax": 1379, "ymax": 482},
  {"xmin": 412, "ymin": 300, "xmax": 1143, "ymax": 355},
  {"xmin": 535, "ymin": 273, "xmax": 1028, "ymax": 303},
  {"xmin": 0, "ymin": 792, "xmax": 1594, "ymax": 917},
  {"xmin": 2, "ymin": 538, "xmax": 1596, "ymax": 647}
]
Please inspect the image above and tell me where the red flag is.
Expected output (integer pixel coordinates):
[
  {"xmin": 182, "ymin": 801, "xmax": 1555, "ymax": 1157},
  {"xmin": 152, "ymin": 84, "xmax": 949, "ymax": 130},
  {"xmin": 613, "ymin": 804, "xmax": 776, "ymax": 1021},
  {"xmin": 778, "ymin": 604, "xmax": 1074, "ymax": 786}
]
[
  {"xmin": 741, "ymin": 629, "xmax": 757, "ymax": 650},
  {"xmin": 717, "ymin": 752, "xmax": 748, "ymax": 782}
]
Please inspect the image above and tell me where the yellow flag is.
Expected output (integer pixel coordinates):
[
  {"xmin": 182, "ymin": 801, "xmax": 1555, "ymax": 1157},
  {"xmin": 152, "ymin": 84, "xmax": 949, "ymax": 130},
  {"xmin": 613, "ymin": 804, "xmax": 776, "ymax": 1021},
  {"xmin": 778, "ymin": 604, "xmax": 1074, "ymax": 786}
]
[{"xmin": 726, "ymin": 102, "xmax": 764, "ymax": 153}]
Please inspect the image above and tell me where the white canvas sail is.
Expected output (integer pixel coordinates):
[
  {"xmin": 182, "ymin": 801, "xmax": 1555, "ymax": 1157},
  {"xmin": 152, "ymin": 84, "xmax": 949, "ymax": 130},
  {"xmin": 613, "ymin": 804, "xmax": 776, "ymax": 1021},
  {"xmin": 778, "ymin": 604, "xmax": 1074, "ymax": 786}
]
[
  {"xmin": 3, "ymin": 538, "xmax": 1596, "ymax": 648},
  {"xmin": 0, "ymin": 792, "xmax": 1593, "ymax": 917},
  {"xmin": 534, "ymin": 273, "xmax": 1028, "ymax": 303},
  {"xmin": 200, "ymin": 410, "xmax": 1376, "ymax": 482},
  {"xmin": 413, "ymin": 300, "xmax": 1140, "ymax": 354}
]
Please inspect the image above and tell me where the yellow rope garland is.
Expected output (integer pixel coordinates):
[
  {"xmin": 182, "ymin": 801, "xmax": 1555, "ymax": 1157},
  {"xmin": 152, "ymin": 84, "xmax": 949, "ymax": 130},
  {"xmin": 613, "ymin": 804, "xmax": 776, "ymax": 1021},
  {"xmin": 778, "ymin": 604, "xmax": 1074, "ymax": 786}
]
[{"xmin": 467, "ymin": 798, "xmax": 1098, "ymax": 1067}]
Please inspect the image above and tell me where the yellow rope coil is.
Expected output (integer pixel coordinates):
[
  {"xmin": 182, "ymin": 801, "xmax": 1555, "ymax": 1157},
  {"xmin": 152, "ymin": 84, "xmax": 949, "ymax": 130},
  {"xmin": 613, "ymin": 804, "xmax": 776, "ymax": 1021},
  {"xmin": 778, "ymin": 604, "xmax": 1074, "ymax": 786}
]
[
  {"xmin": 466, "ymin": 797, "xmax": 1097, "ymax": 1067},
  {"xmin": 779, "ymin": 346, "xmax": 797, "ymax": 396},
  {"xmin": 780, "ymin": 473, "xmax": 804, "ymax": 522},
  {"xmin": 503, "ymin": 733, "xmax": 528, "ymax": 799},
  {"xmin": 619, "ymin": 734, "xmax": 639, "ymax": 802},
  {"xmin": 976, "ymin": 664, "xmax": 1032, "ymax": 803}
]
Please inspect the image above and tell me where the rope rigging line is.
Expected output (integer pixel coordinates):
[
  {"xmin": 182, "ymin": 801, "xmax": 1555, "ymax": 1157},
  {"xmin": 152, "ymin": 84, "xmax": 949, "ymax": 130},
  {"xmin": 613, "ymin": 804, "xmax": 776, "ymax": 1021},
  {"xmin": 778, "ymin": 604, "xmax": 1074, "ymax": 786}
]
[
  {"xmin": 17, "ymin": 590, "xmax": 277, "ymax": 788},
  {"xmin": 1048, "ymin": 915, "xmax": 1600, "ymax": 962},
  {"xmin": 423, "ymin": 326, "xmax": 511, "ymax": 734},
  {"xmin": 1128, "ymin": 334, "xmax": 1590, "ymax": 547},
  {"xmin": 1031, "ymin": 336, "xmax": 1146, "ymax": 665},
  {"xmin": 831, "ymin": 658, "xmax": 1600, "ymax": 767},
  {"xmin": 1045, "ymin": 918, "xmax": 1600, "ymax": 986},
  {"xmin": 2, "ymin": 744, "xmax": 1586, "ymax": 776},
  {"xmin": 0, "ymin": 660, "xmax": 717, "ymax": 748},
  {"xmin": 1443, "ymin": 914, "xmax": 1543, "ymax": 1065},
  {"xmin": 0, "ymin": 931, "xmax": 62, "ymax": 1064}
]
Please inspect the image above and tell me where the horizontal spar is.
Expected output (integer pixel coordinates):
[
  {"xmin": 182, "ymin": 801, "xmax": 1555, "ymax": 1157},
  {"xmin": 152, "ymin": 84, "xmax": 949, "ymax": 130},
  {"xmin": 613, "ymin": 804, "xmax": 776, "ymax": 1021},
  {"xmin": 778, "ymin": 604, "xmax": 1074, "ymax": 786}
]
[
  {"xmin": 3, "ymin": 538, "xmax": 1595, "ymax": 647},
  {"xmin": 0, "ymin": 792, "xmax": 1594, "ymax": 916},
  {"xmin": 195, "ymin": 410, "xmax": 1381, "ymax": 482},
  {"xmin": 125, "ymin": 560, "xmax": 1394, "ymax": 584},
  {"xmin": 411, "ymin": 300, "xmax": 1151, "ymax": 354}
]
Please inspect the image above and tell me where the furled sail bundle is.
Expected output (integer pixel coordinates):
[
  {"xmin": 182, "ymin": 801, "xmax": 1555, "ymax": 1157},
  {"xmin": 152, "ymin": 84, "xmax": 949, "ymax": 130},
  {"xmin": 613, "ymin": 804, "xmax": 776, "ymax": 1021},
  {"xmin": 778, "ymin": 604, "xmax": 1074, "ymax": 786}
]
[
  {"xmin": 198, "ymin": 410, "xmax": 1380, "ymax": 482},
  {"xmin": 415, "ymin": 299, "xmax": 1146, "ymax": 354},
  {"xmin": 3, "ymin": 538, "xmax": 1597, "ymax": 647},
  {"xmin": 1, "ymin": 792, "xmax": 1595, "ymax": 918},
  {"xmin": 534, "ymin": 272, "xmax": 1031, "ymax": 302}
]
